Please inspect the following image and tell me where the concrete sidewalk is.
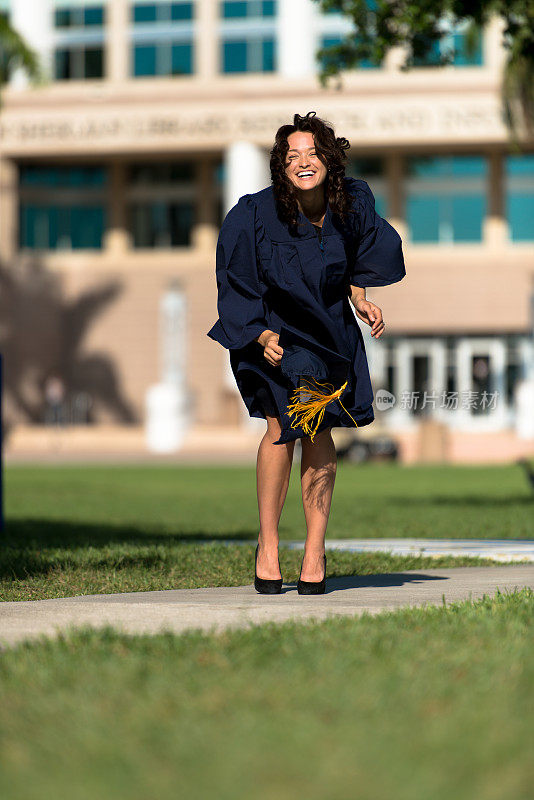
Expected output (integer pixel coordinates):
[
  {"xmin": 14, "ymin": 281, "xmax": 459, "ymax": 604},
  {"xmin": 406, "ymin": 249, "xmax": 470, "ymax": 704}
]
[
  {"xmin": 222, "ymin": 538, "xmax": 534, "ymax": 562},
  {"xmin": 292, "ymin": 538, "xmax": 534, "ymax": 562},
  {"xmin": 1, "ymin": 565, "xmax": 533, "ymax": 648}
]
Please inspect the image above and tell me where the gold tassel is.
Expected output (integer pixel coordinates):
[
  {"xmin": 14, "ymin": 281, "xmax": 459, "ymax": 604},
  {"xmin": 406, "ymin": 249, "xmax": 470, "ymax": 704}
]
[{"xmin": 286, "ymin": 376, "xmax": 359, "ymax": 443}]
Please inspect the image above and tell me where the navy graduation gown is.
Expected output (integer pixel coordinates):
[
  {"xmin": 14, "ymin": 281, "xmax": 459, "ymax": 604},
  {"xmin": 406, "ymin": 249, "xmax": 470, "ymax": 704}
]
[{"xmin": 207, "ymin": 176, "xmax": 406, "ymax": 445}]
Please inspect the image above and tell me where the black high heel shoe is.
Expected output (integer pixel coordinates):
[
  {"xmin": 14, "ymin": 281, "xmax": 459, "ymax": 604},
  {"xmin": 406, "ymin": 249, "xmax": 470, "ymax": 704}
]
[
  {"xmin": 254, "ymin": 544, "xmax": 283, "ymax": 594},
  {"xmin": 297, "ymin": 553, "xmax": 327, "ymax": 595}
]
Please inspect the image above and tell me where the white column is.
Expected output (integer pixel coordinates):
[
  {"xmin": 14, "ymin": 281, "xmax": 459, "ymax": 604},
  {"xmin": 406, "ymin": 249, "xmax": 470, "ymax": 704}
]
[
  {"xmin": 278, "ymin": 0, "xmax": 318, "ymax": 79},
  {"xmin": 430, "ymin": 340, "xmax": 448, "ymax": 423},
  {"xmin": 388, "ymin": 339, "xmax": 414, "ymax": 430},
  {"xmin": 196, "ymin": 0, "xmax": 218, "ymax": 81},
  {"xmin": 107, "ymin": 0, "xmax": 129, "ymax": 82},
  {"xmin": 223, "ymin": 141, "xmax": 270, "ymax": 433},
  {"xmin": 223, "ymin": 141, "xmax": 270, "ymax": 214},
  {"xmin": 10, "ymin": 0, "xmax": 53, "ymax": 85}
]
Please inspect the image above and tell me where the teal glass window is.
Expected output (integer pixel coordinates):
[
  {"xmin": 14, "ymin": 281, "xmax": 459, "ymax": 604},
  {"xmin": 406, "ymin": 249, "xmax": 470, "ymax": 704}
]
[
  {"xmin": 54, "ymin": 5, "xmax": 104, "ymax": 28},
  {"xmin": 452, "ymin": 30, "xmax": 482, "ymax": 65},
  {"xmin": 133, "ymin": 4, "xmax": 158, "ymax": 22},
  {"xmin": 171, "ymin": 42, "xmax": 192, "ymax": 74},
  {"xmin": 54, "ymin": 9, "xmax": 72, "ymax": 27},
  {"xmin": 262, "ymin": 38, "xmax": 274, "ymax": 71},
  {"xmin": 84, "ymin": 6, "xmax": 104, "ymax": 26},
  {"xmin": 84, "ymin": 47, "xmax": 103, "ymax": 78},
  {"xmin": 222, "ymin": 0, "xmax": 247, "ymax": 16},
  {"xmin": 54, "ymin": 46, "xmax": 104, "ymax": 79},
  {"xmin": 222, "ymin": 37, "xmax": 275, "ymax": 72},
  {"xmin": 133, "ymin": 42, "xmax": 193, "ymax": 75},
  {"xmin": 19, "ymin": 205, "xmax": 105, "ymax": 250},
  {"xmin": 346, "ymin": 157, "xmax": 387, "ymax": 216},
  {"xmin": 20, "ymin": 166, "xmax": 106, "ymax": 187},
  {"xmin": 171, "ymin": 2, "xmax": 193, "ymax": 20},
  {"xmin": 52, "ymin": 5, "xmax": 105, "ymax": 78},
  {"xmin": 55, "ymin": 49, "xmax": 72, "ymax": 79},
  {"xmin": 406, "ymin": 155, "xmax": 487, "ymax": 243},
  {"xmin": 505, "ymin": 154, "xmax": 534, "ymax": 241},
  {"xmin": 221, "ymin": 1, "xmax": 276, "ymax": 18},
  {"xmin": 130, "ymin": 202, "xmax": 194, "ymax": 247},
  {"xmin": 133, "ymin": 44, "xmax": 157, "ymax": 75},
  {"xmin": 128, "ymin": 162, "xmax": 195, "ymax": 246},
  {"xmin": 129, "ymin": 163, "xmax": 194, "ymax": 183},
  {"xmin": 319, "ymin": 34, "xmax": 381, "ymax": 70},
  {"xmin": 132, "ymin": 2, "xmax": 193, "ymax": 23},
  {"xmin": 19, "ymin": 166, "xmax": 107, "ymax": 250},
  {"xmin": 412, "ymin": 26, "xmax": 483, "ymax": 67},
  {"xmin": 223, "ymin": 41, "xmax": 247, "ymax": 72}
]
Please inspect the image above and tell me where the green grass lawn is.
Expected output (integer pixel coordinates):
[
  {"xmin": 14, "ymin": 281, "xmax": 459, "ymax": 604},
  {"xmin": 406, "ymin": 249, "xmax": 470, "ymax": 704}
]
[
  {"xmin": 0, "ymin": 589, "xmax": 532, "ymax": 800},
  {"xmin": 2, "ymin": 463, "xmax": 532, "ymax": 601}
]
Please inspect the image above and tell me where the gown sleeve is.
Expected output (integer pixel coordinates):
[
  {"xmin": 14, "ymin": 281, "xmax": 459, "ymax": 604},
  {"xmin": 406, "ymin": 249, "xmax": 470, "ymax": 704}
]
[
  {"xmin": 207, "ymin": 193, "xmax": 269, "ymax": 350},
  {"xmin": 348, "ymin": 178, "xmax": 406, "ymax": 288}
]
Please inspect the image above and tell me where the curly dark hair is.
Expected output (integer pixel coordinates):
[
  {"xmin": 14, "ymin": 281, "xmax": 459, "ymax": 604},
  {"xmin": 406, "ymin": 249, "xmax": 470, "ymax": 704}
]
[{"xmin": 269, "ymin": 111, "xmax": 352, "ymax": 234}]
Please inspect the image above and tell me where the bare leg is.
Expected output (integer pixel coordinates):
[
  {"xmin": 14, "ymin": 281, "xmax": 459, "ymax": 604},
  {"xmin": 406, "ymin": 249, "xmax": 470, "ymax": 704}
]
[
  {"xmin": 299, "ymin": 427, "xmax": 337, "ymax": 581},
  {"xmin": 256, "ymin": 414, "xmax": 296, "ymax": 579}
]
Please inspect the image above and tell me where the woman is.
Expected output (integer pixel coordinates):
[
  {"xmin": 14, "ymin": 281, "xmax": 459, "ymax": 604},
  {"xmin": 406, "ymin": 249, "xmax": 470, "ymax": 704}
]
[{"xmin": 207, "ymin": 111, "xmax": 406, "ymax": 594}]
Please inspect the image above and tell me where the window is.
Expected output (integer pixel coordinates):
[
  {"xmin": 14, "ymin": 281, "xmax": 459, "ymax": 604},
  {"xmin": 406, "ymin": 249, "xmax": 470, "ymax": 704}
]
[
  {"xmin": 130, "ymin": 203, "xmax": 193, "ymax": 247},
  {"xmin": 53, "ymin": 4, "xmax": 105, "ymax": 79},
  {"xmin": 129, "ymin": 163, "xmax": 194, "ymax": 184},
  {"xmin": 346, "ymin": 157, "xmax": 387, "ymax": 216},
  {"xmin": 406, "ymin": 155, "xmax": 487, "ymax": 243},
  {"xmin": 221, "ymin": 1, "xmax": 276, "ymax": 18},
  {"xmin": 54, "ymin": 5, "xmax": 105, "ymax": 28},
  {"xmin": 505, "ymin": 335, "xmax": 524, "ymax": 404},
  {"xmin": 505, "ymin": 153, "xmax": 534, "ymax": 242},
  {"xmin": 133, "ymin": 44, "xmax": 157, "ymax": 75},
  {"xmin": 133, "ymin": 3, "xmax": 158, "ymax": 23},
  {"xmin": 219, "ymin": 0, "xmax": 277, "ymax": 73},
  {"xmin": 133, "ymin": 41, "xmax": 193, "ymax": 75},
  {"xmin": 131, "ymin": 2, "xmax": 194, "ymax": 76},
  {"xmin": 222, "ymin": 36, "xmax": 275, "ymax": 73},
  {"xmin": 19, "ymin": 165, "xmax": 107, "ymax": 250},
  {"xmin": 132, "ymin": 2, "xmax": 194, "ymax": 23},
  {"xmin": 411, "ymin": 23, "xmax": 483, "ymax": 67},
  {"xmin": 318, "ymin": 34, "xmax": 382, "ymax": 71},
  {"xmin": 54, "ymin": 46, "xmax": 104, "ymax": 79},
  {"xmin": 127, "ymin": 162, "xmax": 195, "ymax": 248}
]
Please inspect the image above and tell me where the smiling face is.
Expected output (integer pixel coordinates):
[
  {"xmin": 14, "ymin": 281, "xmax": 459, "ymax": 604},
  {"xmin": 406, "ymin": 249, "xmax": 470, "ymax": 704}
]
[{"xmin": 284, "ymin": 131, "xmax": 328, "ymax": 192}]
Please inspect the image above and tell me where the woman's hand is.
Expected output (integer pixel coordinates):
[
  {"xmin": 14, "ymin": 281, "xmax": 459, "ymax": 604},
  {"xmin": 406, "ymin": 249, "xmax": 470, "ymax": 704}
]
[
  {"xmin": 354, "ymin": 298, "xmax": 386, "ymax": 339},
  {"xmin": 257, "ymin": 330, "xmax": 283, "ymax": 366}
]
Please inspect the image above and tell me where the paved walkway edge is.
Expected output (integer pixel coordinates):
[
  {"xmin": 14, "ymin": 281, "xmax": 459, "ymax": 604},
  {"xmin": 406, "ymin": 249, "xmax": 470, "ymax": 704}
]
[{"xmin": 1, "ymin": 565, "xmax": 533, "ymax": 649}]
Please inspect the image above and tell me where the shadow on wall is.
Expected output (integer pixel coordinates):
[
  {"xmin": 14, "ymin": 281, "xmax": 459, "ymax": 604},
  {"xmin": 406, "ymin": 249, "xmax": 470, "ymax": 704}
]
[{"xmin": 0, "ymin": 255, "xmax": 138, "ymax": 441}]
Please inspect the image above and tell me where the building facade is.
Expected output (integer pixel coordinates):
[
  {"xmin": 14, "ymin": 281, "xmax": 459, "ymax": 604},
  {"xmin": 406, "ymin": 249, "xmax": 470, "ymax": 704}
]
[{"xmin": 1, "ymin": 0, "xmax": 533, "ymax": 458}]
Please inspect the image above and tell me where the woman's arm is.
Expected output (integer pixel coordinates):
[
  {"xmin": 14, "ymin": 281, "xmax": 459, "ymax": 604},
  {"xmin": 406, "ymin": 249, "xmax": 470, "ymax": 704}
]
[
  {"xmin": 348, "ymin": 284, "xmax": 386, "ymax": 339},
  {"xmin": 349, "ymin": 284, "xmax": 366, "ymax": 307}
]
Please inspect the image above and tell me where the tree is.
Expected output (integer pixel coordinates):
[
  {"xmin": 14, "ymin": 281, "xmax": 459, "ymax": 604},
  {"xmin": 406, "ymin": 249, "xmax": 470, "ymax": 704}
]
[
  {"xmin": 0, "ymin": 10, "xmax": 41, "ymax": 94},
  {"xmin": 314, "ymin": 0, "xmax": 534, "ymax": 144}
]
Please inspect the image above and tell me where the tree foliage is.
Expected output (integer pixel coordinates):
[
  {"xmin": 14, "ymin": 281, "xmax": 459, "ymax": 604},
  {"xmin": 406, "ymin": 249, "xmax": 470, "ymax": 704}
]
[
  {"xmin": 0, "ymin": 11, "xmax": 41, "ymax": 89},
  {"xmin": 314, "ymin": 0, "xmax": 534, "ymax": 142}
]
